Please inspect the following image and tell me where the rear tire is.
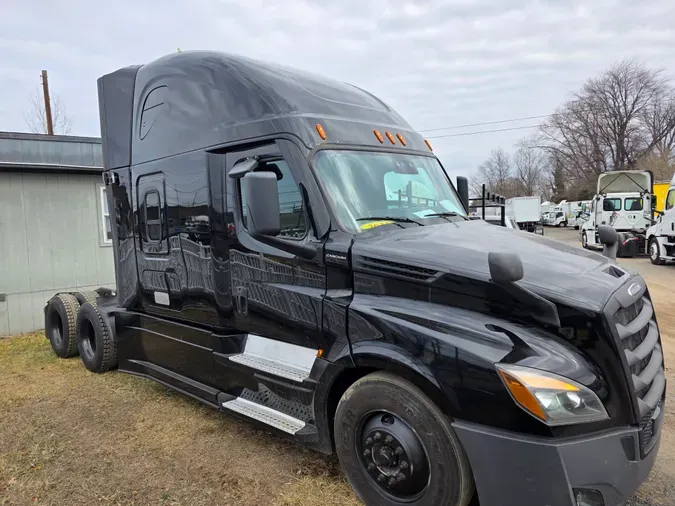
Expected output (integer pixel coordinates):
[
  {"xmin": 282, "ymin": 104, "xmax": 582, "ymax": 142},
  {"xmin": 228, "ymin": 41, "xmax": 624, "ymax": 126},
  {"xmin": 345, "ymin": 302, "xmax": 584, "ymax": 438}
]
[
  {"xmin": 649, "ymin": 238, "xmax": 665, "ymax": 265},
  {"xmin": 76, "ymin": 303, "xmax": 117, "ymax": 373},
  {"xmin": 45, "ymin": 294, "xmax": 80, "ymax": 358},
  {"xmin": 74, "ymin": 290, "xmax": 99, "ymax": 308},
  {"xmin": 335, "ymin": 372, "xmax": 474, "ymax": 506}
]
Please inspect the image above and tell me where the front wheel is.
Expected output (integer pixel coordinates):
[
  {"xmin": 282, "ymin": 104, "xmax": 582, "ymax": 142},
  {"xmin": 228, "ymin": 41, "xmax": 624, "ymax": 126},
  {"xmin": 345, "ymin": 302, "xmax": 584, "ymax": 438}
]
[
  {"xmin": 582, "ymin": 231, "xmax": 589, "ymax": 249},
  {"xmin": 649, "ymin": 238, "xmax": 665, "ymax": 265},
  {"xmin": 335, "ymin": 372, "xmax": 474, "ymax": 506}
]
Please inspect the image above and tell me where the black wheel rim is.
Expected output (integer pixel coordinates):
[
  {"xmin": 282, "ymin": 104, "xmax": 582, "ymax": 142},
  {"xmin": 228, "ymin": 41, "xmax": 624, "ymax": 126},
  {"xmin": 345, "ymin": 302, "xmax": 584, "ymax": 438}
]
[
  {"xmin": 50, "ymin": 311, "xmax": 63, "ymax": 347},
  {"xmin": 357, "ymin": 411, "xmax": 430, "ymax": 501},
  {"xmin": 80, "ymin": 320, "xmax": 97, "ymax": 359}
]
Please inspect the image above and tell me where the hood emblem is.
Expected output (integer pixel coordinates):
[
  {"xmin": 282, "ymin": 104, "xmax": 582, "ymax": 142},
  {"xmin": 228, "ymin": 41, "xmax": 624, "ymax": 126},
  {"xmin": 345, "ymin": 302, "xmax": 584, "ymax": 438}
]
[{"xmin": 628, "ymin": 282, "xmax": 642, "ymax": 297}]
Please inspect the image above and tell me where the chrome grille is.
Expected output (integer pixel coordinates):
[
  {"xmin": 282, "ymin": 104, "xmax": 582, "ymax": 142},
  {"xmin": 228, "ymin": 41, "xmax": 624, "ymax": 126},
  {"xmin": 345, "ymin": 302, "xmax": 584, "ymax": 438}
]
[{"xmin": 609, "ymin": 280, "xmax": 666, "ymax": 454}]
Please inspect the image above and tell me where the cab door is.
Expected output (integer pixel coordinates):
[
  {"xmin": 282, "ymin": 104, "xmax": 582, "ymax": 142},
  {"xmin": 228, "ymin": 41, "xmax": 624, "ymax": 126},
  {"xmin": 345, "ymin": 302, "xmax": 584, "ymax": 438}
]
[{"xmin": 224, "ymin": 140, "xmax": 328, "ymax": 351}]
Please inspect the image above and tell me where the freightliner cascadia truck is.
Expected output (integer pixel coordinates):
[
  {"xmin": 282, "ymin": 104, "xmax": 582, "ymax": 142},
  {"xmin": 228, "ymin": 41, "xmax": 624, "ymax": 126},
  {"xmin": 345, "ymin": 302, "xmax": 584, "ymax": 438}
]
[{"xmin": 43, "ymin": 51, "xmax": 665, "ymax": 506}]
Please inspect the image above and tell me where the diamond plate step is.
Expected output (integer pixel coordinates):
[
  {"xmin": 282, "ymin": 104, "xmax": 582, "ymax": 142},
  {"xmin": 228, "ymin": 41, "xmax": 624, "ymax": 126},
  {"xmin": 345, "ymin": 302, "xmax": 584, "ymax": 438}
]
[
  {"xmin": 221, "ymin": 398, "xmax": 306, "ymax": 434},
  {"xmin": 229, "ymin": 353, "xmax": 312, "ymax": 383}
]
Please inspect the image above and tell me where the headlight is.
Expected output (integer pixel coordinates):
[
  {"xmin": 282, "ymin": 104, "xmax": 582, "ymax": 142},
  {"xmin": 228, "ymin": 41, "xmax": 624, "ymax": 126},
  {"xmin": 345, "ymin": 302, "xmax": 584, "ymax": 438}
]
[{"xmin": 496, "ymin": 364, "xmax": 609, "ymax": 426}]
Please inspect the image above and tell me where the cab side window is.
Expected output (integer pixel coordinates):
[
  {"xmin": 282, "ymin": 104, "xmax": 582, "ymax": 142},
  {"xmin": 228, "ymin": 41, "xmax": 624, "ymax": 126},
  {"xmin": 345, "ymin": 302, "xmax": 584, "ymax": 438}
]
[
  {"xmin": 144, "ymin": 191, "xmax": 163, "ymax": 241},
  {"xmin": 240, "ymin": 159, "xmax": 307, "ymax": 239},
  {"xmin": 666, "ymin": 190, "xmax": 675, "ymax": 211},
  {"xmin": 138, "ymin": 174, "xmax": 169, "ymax": 255}
]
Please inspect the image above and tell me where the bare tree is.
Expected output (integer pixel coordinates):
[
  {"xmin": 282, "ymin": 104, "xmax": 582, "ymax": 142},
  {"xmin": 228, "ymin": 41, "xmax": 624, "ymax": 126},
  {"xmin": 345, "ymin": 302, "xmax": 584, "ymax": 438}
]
[
  {"xmin": 538, "ymin": 59, "xmax": 675, "ymax": 185},
  {"xmin": 23, "ymin": 87, "xmax": 72, "ymax": 135},
  {"xmin": 637, "ymin": 91, "xmax": 675, "ymax": 180},
  {"xmin": 472, "ymin": 148, "xmax": 521, "ymax": 197},
  {"xmin": 512, "ymin": 137, "xmax": 547, "ymax": 196}
]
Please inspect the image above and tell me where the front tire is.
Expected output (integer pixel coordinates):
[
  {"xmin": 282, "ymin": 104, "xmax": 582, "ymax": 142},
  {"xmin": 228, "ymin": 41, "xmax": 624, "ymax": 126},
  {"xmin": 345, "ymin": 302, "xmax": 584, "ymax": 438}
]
[
  {"xmin": 582, "ymin": 231, "xmax": 589, "ymax": 249},
  {"xmin": 335, "ymin": 372, "xmax": 474, "ymax": 506},
  {"xmin": 649, "ymin": 238, "xmax": 665, "ymax": 265}
]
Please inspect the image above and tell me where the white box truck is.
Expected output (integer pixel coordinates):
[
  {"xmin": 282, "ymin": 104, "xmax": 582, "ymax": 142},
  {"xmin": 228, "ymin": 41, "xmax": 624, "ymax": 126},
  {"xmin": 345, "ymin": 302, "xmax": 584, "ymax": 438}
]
[{"xmin": 506, "ymin": 196, "xmax": 542, "ymax": 233}]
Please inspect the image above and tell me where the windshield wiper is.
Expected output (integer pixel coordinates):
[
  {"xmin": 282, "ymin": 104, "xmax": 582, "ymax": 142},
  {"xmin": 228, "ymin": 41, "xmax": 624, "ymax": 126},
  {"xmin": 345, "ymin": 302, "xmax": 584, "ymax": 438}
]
[
  {"xmin": 356, "ymin": 216, "xmax": 425, "ymax": 226},
  {"xmin": 424, "ymin": 212, "xmax": 469, "ymax": 221}
]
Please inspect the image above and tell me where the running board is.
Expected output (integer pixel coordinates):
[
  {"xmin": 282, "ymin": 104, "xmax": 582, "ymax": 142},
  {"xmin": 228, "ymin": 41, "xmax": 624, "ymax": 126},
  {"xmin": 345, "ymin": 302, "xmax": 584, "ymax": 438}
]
[
  {"xmin": 228, "ymin": 334, "xmax": 317, "ymax": 383},
  {"xmin": 221, "ymin": 398, "xmax": 306, "ymax": 434}
]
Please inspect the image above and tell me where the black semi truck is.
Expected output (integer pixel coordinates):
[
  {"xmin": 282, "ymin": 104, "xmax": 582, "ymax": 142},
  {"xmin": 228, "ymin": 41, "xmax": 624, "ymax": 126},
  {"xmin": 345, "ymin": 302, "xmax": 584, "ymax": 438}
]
[{"xmin": 44, "ymin": 51, "xmax": 665, "ymax": 506}]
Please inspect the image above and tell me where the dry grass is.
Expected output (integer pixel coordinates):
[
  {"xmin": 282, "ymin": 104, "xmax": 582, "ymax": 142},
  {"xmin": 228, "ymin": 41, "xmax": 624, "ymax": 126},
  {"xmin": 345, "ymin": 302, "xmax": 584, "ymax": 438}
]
[
  {"xmin": 1, "ymin": 259, "xmax": 675, "ymax": 506},
  {"xmin": 0, "ymin": 333, "xmax": 361, "ymax": 506}
]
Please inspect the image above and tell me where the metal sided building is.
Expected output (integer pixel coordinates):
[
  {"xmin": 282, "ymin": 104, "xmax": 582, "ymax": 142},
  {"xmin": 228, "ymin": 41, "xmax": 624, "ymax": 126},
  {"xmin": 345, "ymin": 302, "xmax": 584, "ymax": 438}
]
[{"xmin": 0, "ymin": 131, "xmax": 114, "ymax": 335}]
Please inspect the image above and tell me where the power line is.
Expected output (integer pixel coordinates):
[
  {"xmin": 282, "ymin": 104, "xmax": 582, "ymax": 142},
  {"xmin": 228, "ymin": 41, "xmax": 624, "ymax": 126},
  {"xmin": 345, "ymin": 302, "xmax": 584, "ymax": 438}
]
[
  {"xmin": 426, "ymin": 124, "xmax": 539, "ymax": 139},
  {"xmin": 418, "ymin": 114, "xmax": 550, "ymax": 133}
]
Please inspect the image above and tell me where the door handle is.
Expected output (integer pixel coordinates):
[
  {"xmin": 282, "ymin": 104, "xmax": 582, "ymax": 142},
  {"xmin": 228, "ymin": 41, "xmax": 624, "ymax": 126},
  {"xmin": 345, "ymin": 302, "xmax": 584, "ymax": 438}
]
[{"xmin": 235, "ymin": 286, "xmax": 248, "ymax": 315}]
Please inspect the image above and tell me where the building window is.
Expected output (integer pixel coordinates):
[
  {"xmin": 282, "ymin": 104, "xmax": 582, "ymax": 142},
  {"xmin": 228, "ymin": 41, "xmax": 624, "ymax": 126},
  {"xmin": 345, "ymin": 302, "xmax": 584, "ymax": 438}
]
[{"xmin": 100, "ymin": 186, "xmax": 113, "ymax": 244}]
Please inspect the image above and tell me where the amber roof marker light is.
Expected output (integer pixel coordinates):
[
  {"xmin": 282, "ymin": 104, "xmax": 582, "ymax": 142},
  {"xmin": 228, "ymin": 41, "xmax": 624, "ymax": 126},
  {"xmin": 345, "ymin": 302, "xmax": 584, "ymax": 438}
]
[
  {"xmin": 396, "ymin": 133, "xmax": 406, "ymax": 146},
  {"xmin": 316, "ymin": 123, "xmax": 327, "ymax": 140},
  {"xmin": 385, "ymin": 131, "xmax": 396, "ymax": 144},
  {"xmin": 424, "ymin": 139, "xmax": 433, "ymax": 151},
  {"xmin": 373, "ymin": 129, "xmax": 384, "ymax": 143}
]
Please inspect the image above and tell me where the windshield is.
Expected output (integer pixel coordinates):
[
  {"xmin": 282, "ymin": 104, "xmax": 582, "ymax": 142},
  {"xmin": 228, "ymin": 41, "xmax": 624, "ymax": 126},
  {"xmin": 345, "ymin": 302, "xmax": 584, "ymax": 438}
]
[{"xmin": 313, "ymin": 150, "xmax": 466, "ymax": 233}]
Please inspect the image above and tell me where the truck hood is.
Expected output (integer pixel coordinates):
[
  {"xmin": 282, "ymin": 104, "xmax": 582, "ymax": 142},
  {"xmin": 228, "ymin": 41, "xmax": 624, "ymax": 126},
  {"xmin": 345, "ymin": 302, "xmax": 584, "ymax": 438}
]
[
  {"xmin": 351, "ymin": 219, "xmax": 632, "ymax": 312},
  {"xmin": 597, "ymin": 171, "xmax": 651, "ymax": 194}
]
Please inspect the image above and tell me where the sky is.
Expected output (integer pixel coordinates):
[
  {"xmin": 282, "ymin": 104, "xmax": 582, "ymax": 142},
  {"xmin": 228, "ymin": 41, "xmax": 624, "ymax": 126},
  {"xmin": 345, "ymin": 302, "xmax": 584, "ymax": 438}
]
[{"xmin": 1, "ymin": 0, "xmax": 674, "ymax": 178}]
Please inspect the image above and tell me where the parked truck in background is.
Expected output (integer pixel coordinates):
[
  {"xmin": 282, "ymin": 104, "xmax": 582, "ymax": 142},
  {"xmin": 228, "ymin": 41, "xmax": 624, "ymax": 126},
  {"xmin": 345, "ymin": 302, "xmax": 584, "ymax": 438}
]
[
  {"xmin": 570, "ymin": 200, "xmax": 592, "ymax": 229},
  {"xmin": 580, "ymin": 170, "xmax": 656, "ymax": 257},
  {"xmin": 41, "ymin": 51, "xmax": 664, "ymax": 506},
  {"xmin": 545, "ymin": 201, "xmax": 571, "ymax": 227},
  {"xmin": 505, "ymin": 196, "xmax": 542, "ymax": 233},
  {"xmin": 653, "ymin": 180, "xmax": 671, "ymax": 213},
  {"xmin": 646, "ymin": 173, "xmax": 675, "ymax": 264}
]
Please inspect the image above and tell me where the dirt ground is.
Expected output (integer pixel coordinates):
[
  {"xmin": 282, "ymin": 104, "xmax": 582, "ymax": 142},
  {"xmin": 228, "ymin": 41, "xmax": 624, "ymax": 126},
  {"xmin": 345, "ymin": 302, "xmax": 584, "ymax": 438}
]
[{"xmin": 0, "ymin": 227, "xmax": 673, "ymax": 506}]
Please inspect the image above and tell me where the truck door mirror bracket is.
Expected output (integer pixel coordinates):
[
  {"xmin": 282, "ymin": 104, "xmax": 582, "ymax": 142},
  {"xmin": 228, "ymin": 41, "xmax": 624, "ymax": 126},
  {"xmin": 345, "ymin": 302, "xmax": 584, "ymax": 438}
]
[
  {"xmin": 488, "ymin": 252, "xmax": 561, "ymax": 328},
  {"xmin": 229, "ymin": 157, "xmax": 260, "ymax": 179},
  {"xmin": 597, "ymin": 225, "xmax": 618, "ymax": 260}
]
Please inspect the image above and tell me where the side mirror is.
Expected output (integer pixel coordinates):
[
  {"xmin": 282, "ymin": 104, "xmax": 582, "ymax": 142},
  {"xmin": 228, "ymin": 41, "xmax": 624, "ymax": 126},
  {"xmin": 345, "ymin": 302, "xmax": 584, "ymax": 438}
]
[
  {"xmin": 243, "ymin": 172, "xmax": 281, "ymax": 238},
  {"xmin": 488, "ymin": 252, "xmax": 524, "ymax": 284},
  {"xmin": 598, "ymin": 225, "xmax": 618, "ymax": 260},
  {"xmin": 651, "ymin": 195, "xmax": 657, "ymax": 210},
  {"xmin": 456, "ymin": 176, "xmax": 469, "ymax": 213}
]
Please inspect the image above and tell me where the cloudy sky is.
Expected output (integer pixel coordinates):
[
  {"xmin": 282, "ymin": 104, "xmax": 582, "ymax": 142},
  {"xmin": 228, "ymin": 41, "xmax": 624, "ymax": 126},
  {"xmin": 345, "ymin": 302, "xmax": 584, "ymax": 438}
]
[{"xmin": 1, "ymin": 0, "xmax": 674, "ymax": 177}]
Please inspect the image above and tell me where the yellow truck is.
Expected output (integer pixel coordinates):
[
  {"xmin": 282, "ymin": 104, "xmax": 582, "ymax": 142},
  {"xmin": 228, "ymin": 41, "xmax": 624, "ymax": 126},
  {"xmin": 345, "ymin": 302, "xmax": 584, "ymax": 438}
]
[{"xmin": 654, "ymin": 181, "xmax": 670, "ymax": 212}]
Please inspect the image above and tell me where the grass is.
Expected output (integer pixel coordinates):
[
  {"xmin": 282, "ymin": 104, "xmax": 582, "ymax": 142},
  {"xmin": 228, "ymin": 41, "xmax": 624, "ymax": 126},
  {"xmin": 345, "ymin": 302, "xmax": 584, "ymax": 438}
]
[
  {"xmin": 0, "ymin": 332, "xmax": 362, "ymax": 506},
  {"xmin": 1, "ymin": 325, "xmax": 673, "ymax": 505}
]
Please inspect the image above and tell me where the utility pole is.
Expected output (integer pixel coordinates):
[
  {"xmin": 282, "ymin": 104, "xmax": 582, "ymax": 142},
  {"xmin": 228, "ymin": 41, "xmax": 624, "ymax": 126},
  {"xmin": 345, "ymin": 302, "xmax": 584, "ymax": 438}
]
[{"xmin": 41, "ymin": 70, "xmax": 54, "ymax": 135}]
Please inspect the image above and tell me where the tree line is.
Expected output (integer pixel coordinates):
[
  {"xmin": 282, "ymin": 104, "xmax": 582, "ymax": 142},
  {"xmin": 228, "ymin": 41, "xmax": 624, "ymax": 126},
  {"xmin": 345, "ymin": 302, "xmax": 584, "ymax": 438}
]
[{"xmin": 472, "ymin": 59, "xmax": 675, "ymax": 202}]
